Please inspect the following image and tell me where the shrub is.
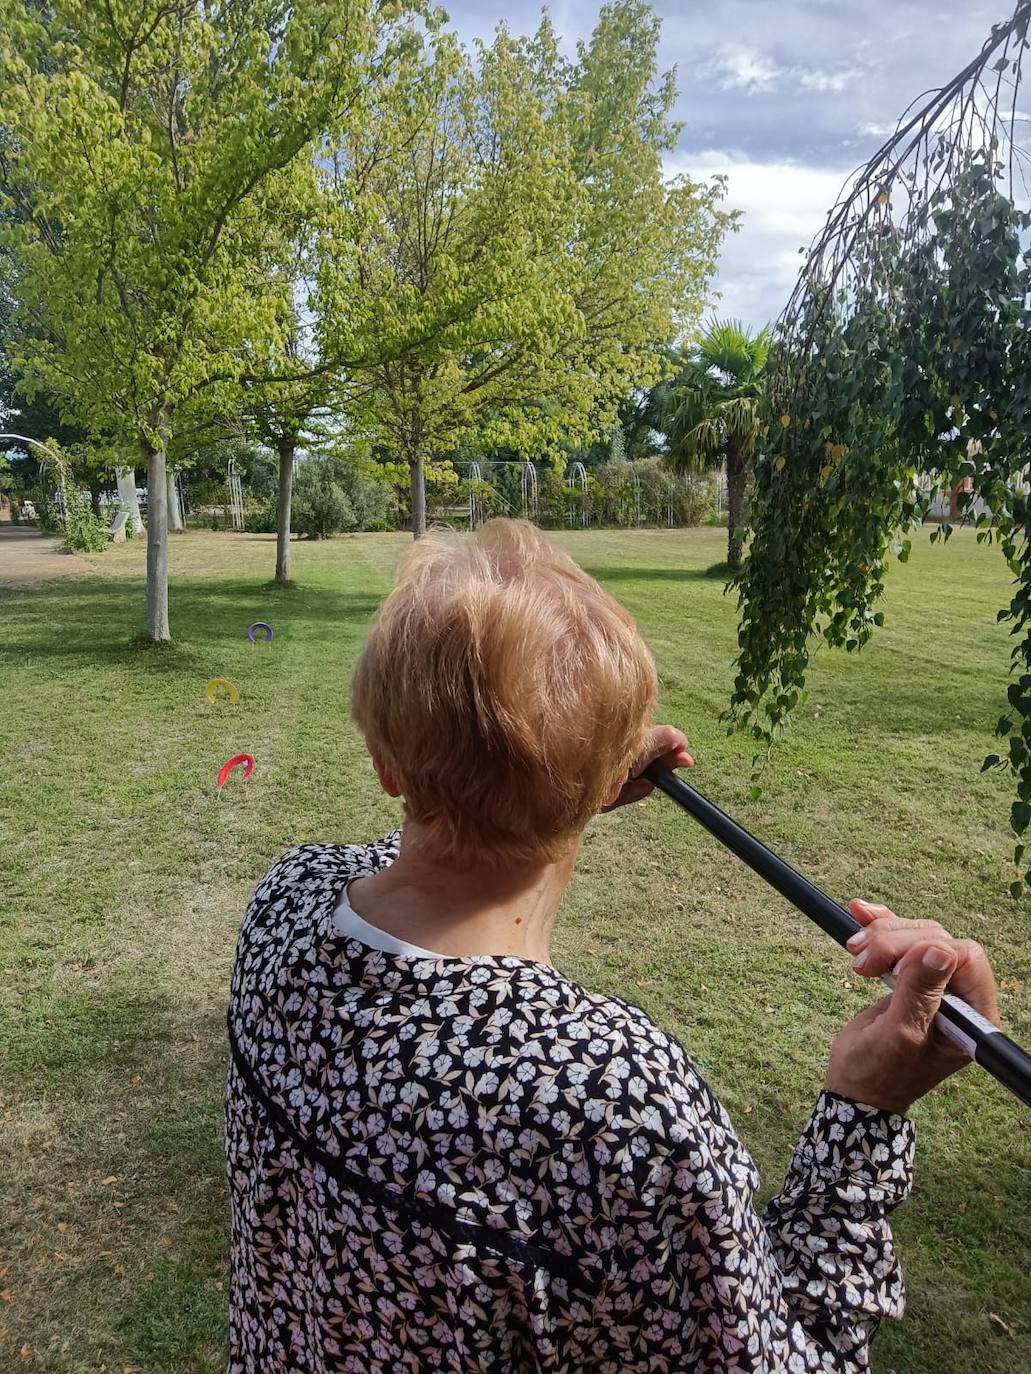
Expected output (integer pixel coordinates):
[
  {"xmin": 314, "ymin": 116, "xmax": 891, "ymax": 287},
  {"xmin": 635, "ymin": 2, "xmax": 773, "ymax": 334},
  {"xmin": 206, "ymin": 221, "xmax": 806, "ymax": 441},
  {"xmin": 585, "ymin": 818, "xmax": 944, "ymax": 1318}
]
[
  {"xmin": 61, "ymin": 486, "xmax": 108, "ymax": 552},
  {"xmin": 342, "ymin": 462, "xmax": 393, "ymax": 530},
  {"xmin": 292, "ymin": 459, "xmax": 355, "ymax": 539},
  {"xmin": 32, "ymin": 488, "xmax": 64, "ymax": 532},
  {"xmin": 292, "ymin": 455, "xmax": 393, "ymax": 537},
  {"xmin": 244, "ymin": 497, "xmax": 278, "ymax": 534}
]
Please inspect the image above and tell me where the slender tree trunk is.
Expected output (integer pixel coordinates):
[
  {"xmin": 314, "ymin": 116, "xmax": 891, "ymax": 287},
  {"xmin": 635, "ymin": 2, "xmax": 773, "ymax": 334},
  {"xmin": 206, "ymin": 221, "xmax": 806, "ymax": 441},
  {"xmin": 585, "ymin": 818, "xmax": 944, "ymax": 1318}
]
[
  {"xmin": 144, "ymin": 433, "xmax": 171, "ymax": 642},
  {"xmin": 116, "ymin": 467, "xmax": 144, "ymax": 532},
  {"xmin": 726, "ymin": 450, "xmax": 746, "ymax": 570},
  {"xmin": 275, "ymin": 438, "xmax": 296, "ymax": 583},
  {"xmin": 89, "ymin": 484, "xmax": 102, "ymax": 517},
  {"xmin": 167, "ymin": 471, "xmax": 184, "ymax": 531},
  {"xmin": 410, "ymin": 453, "xmax": 426, "ymax": 539}
]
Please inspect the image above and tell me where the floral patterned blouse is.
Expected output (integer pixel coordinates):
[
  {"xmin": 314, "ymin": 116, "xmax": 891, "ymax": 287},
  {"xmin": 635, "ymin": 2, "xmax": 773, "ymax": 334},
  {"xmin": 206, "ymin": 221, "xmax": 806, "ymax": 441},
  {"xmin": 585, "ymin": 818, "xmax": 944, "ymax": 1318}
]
[{"xmin": 225, "ymin": 835, "xmax": 916, "ymax": 1373}]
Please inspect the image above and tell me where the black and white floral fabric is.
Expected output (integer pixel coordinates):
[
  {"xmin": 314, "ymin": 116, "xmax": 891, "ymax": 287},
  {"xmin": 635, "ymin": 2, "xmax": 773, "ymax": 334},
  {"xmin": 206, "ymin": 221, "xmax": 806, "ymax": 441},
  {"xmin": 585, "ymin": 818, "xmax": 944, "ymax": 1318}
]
[{"xmin": 226, "ymin": 836, "xmax": 916, "ymax": 1373}]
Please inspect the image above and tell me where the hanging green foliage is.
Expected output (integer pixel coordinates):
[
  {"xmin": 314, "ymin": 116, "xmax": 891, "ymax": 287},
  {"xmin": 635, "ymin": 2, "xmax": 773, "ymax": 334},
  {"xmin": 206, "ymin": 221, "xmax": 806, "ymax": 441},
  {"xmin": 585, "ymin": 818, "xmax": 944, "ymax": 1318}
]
[{"xmin": 730, "ymin": 5, "xmax": 1031, "ymax": 893}]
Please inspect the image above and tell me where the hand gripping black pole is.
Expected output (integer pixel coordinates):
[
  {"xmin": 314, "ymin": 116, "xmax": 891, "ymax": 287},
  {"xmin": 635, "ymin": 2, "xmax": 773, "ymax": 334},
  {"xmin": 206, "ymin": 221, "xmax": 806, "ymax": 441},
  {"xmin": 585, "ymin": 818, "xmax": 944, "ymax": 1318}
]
[{"xmin": 643, "ymin": 763, "xmax": 1031, "ymax": 1110}]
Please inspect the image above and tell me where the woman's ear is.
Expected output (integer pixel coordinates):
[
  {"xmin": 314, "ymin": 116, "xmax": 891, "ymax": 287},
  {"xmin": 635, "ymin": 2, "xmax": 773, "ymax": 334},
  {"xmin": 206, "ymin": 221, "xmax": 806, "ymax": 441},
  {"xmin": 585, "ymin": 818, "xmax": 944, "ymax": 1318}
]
[
  {"xmin": 602, "ymin": 777, "xmax": 623, "ymax": 808},
  {"xmin": 370, "ymin": 752, "xmax": 402, "ymax": 798}
]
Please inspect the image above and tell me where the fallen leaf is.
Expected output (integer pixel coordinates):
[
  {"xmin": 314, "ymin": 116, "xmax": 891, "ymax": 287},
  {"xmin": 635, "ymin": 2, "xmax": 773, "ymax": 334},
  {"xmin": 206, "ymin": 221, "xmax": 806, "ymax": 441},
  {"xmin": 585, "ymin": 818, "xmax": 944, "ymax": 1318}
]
[
  {"xmin": 988, "ymin": 1312, "xmax": 1014, "ymax": 1337},
  {"xmin": 100, "ymin": 1176, "xmax": 118, "ymax": 1187}
]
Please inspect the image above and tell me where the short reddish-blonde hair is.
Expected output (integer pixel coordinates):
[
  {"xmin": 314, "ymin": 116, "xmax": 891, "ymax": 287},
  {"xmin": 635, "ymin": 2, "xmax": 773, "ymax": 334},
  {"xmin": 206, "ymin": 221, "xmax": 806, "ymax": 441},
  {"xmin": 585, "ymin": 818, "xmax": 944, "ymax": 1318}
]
[{"xmin": 351, "ymin": 519, "xmax": 657, "ymax": 865}]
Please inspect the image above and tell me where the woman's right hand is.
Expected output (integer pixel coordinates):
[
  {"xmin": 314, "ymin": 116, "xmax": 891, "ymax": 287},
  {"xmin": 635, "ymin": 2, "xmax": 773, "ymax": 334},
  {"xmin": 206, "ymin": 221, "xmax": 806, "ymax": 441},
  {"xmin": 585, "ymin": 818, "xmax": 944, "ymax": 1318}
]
[{"xmin": 823, "ymin": 899, "xmax": 1001, "ymax": 1116}]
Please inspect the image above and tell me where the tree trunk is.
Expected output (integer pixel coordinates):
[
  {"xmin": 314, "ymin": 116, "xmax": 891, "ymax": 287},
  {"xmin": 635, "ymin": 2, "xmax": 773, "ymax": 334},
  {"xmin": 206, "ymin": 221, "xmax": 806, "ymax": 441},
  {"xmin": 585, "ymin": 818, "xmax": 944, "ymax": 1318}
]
[
  {"xmin": 726, "ymin": 451, "xmax": 746, "ymax": 570},
  {"xmin": 410, "ymin": 454, "xmax": 426, "ymax": 539},
  {"xmin": 145, "ymin": 437, "xmax": 171, "ymax": 642},
  {"xmin": 116, "ymin": 467, "xmax": 144, "ymax": 532},
  {"xmin": 167, "ymin": 470, "xmax": 184, "ymax": 531},
  {"xmin": 89, "ymin": 484, "xmax": 102, "ymax": 517},
  {"xmin": 275, "ymin": 438, "xmax": 296, "ymax": 583}
]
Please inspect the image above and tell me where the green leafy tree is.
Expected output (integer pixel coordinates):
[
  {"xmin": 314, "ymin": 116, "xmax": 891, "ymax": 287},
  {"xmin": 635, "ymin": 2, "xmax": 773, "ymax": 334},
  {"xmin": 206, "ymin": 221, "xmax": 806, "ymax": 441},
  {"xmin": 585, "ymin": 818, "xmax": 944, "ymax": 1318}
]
[
  {"xmin": 658, "ymin": 319, "xmax": 769, "ymax": 569},
  {"xmin": 320, "ymin": 1, "xmax": 732, "ymax": 537},
  {"xmin": 732, "ymin": 7, "xmax": 1031, "ymax": 890},
  {"xmin": 241, "ymin": 318, "xmax": 340, "ymax": 583},
  {"xmin": 0, "ymin": 0, "xmax": 417, "ymax": 639}
]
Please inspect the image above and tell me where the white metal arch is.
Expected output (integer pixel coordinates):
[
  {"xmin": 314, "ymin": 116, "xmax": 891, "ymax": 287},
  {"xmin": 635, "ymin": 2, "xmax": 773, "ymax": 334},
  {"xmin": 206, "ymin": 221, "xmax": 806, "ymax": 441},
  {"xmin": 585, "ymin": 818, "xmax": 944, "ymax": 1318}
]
[
  {"xmin": 520, "ymin": 461, "xmax": 538, "ymax": 521},
  {"xmin": 629, "ymin": 462, "xmax": 641, "ymax": 526},
  {"xmin": 226, "ymin": 456, "xmax": 245, "ymax": 531},
  {"xmin": 468, "ymin": 460, "xmax": 484, "ymax": 527},
  {"xmin": 0, "ymin": 432, "xmax": 66, "ymax": 519},
  {"xmin": 565, "ymin": 461, "xmax": 588, "ymax": 527}
]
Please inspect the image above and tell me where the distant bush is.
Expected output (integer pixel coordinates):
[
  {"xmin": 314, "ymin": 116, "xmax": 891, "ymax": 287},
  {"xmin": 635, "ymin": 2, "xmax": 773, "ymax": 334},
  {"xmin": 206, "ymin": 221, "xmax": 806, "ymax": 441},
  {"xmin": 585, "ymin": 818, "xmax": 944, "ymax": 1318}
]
[
  {"xmin": 292, "ymin": 455, "xmax": 392, "ymax": 537},
  {"xmin": 343, "ymin": 462, "xmax": 393, "ymax": 530},
  {"xmin": 244, "ymin": 497, "xmax": 278, "ymax": 534},
  {"xmin": 61, "ymin": 486, "xmax": 108, "ymax": 552}
]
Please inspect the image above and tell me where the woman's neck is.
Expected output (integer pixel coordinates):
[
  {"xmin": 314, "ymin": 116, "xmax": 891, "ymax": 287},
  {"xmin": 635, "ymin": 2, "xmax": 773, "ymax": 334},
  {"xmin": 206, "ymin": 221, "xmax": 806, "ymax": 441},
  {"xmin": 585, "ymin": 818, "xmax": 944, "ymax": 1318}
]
[{"xmin": 345, "ymin": 825, "xmax": 580, "ymax": 963}]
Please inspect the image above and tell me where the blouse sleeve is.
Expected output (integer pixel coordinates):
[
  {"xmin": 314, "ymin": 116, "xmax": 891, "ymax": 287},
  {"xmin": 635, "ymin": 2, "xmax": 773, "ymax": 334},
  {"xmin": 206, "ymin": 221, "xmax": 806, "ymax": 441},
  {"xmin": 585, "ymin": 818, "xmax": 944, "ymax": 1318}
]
[{"xmin": 655, "ymin": 1086, "xmax": 915, "ymax": 1372}]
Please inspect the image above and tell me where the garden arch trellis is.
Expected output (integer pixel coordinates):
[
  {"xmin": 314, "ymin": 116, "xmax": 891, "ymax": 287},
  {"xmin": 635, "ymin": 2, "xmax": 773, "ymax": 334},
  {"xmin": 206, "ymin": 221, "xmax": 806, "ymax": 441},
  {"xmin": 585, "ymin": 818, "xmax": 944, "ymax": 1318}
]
[
  {"xmin": 0, "ymin": 432, "xmax": 66, "ymax": 518},
  {"xmin": 519, "ymin": 461, "xmax": 538, "ymax": 522},
  {"xmin": 565, "ymin": 461, "xmax": 589, "ymax": 527},
  {"xmin": 451, "ymin": 460, "xmax": 548, "ymax": 527},
  {"xmin": 732, "ymin": 1, "xmax": 1031, "ymax": 888}
]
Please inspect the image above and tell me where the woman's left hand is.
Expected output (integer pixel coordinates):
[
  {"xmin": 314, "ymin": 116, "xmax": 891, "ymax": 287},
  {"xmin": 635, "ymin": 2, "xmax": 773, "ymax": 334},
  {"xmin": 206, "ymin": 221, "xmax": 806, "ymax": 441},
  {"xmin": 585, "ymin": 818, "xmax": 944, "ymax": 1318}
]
[{"xmin": 601, "ymin": 725, "xmax": 693, "ymax": 811}]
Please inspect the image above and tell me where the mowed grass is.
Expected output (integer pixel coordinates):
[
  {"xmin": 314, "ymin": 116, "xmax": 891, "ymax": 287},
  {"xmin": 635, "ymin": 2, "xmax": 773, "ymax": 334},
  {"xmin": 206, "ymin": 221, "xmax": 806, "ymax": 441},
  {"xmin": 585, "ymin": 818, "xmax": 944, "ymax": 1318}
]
[{"xmin": 0, "ymin": 525, "xmax": 1028, "ymax": 1374}]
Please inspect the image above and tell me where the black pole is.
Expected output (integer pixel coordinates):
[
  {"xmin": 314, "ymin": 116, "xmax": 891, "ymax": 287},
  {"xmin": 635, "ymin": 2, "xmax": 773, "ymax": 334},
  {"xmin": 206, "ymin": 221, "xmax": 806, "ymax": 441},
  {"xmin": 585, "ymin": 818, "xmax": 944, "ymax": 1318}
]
[{"xmin": 643, "ymin": 763, "xmax": 1031, "ymax": 1111}]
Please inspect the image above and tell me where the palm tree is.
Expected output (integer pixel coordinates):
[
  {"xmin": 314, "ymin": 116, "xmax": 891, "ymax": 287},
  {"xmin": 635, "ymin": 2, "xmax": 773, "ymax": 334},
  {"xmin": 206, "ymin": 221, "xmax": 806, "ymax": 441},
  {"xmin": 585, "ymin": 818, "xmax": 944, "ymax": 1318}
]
[{"xmin": 658, "ymin": 319, "xmax": 770, "ymax": 570}]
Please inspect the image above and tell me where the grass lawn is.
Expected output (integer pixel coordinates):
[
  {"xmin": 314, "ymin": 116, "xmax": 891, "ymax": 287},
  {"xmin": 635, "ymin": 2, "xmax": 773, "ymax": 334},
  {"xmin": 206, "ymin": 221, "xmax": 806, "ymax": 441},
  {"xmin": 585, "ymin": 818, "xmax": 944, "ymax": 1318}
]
[{"xmin": 0, "ymin": 525, "xmax": 1028, "ymax": 1373}]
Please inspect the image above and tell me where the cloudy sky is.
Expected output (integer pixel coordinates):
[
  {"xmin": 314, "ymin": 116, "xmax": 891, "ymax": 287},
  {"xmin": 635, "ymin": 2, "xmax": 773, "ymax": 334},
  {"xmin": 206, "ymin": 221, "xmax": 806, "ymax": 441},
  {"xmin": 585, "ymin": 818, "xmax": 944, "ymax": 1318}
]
[{"xmin": 443, "ymin": 0, "xmax": 1008, "ymax": 329}]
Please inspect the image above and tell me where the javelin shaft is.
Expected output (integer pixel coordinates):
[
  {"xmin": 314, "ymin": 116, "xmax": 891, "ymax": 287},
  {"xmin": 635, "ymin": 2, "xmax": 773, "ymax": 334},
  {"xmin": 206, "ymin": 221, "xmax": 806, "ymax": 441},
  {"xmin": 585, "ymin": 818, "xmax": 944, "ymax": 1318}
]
[{"xmin": 643, "ymin": 763, "xmax": 1031, "ymax": 1110}]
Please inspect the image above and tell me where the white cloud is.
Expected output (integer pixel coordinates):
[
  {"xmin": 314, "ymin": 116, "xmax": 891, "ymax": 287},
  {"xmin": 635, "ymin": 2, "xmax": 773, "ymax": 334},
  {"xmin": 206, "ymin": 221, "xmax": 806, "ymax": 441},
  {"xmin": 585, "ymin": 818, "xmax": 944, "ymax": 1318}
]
[
  {"xmin": 706, "ymin": 46, "xmax": 863, "ymax": 100},
  {"xmin": 668, "ymin": 149, "xmax": 855, "ymax": 329},
  {"xmin": 799, "ymin": 66, "xmax": 861, "ymax": 94},
  {"xmin": 710, "ymin": 44, "xmax": 783, "ymax": 94},
  {"xmin": 858, "ymin": 119, "xmax": 896, "ymax": 137}
]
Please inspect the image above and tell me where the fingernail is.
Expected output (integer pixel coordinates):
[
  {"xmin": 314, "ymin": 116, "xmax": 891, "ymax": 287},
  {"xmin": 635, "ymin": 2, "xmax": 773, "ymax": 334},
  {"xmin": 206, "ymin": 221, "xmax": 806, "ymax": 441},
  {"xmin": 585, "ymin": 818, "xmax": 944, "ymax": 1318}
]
[
  {"xmin": 923, "ymin": 946, "xmax": 954, "ymax": 972},
  {"xmin": 846, "ymin": 931, "xmax": 868, "ymax": 951},
  {"xmin": 852, "ymin": 950, "xmax": 870, "ymax": 972}
]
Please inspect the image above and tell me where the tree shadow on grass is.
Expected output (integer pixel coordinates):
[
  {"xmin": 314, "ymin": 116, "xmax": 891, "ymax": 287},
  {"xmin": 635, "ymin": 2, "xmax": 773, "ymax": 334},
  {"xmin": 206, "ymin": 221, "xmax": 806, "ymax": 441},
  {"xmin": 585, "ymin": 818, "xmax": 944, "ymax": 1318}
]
[
  {"xmin": 1, "ymin": 577, "xmax": 383, "ymax": 668},
  {"xmin": 581, "ymin": 563, "xmax": 735, "ymax": 585},
  {"xmin": 1, "ymin": 973, "xmax": 175, "ymax": 1097}
]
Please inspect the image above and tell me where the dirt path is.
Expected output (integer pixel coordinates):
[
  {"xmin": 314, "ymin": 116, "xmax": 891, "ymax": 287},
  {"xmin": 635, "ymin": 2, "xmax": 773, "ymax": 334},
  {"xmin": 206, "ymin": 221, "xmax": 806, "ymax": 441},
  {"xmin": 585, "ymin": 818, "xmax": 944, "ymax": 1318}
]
[{"xmin": 0, "ymin": 522, "xmax": 93, "ymax": 586}]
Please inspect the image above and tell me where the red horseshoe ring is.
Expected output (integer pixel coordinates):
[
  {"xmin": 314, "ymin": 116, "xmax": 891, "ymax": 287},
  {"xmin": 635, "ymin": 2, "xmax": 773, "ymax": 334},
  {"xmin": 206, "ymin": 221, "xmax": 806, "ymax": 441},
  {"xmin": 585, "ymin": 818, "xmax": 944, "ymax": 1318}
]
[{"xmin": 217, "ymin": 753, "xmax": 255, "ymax": 789}]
